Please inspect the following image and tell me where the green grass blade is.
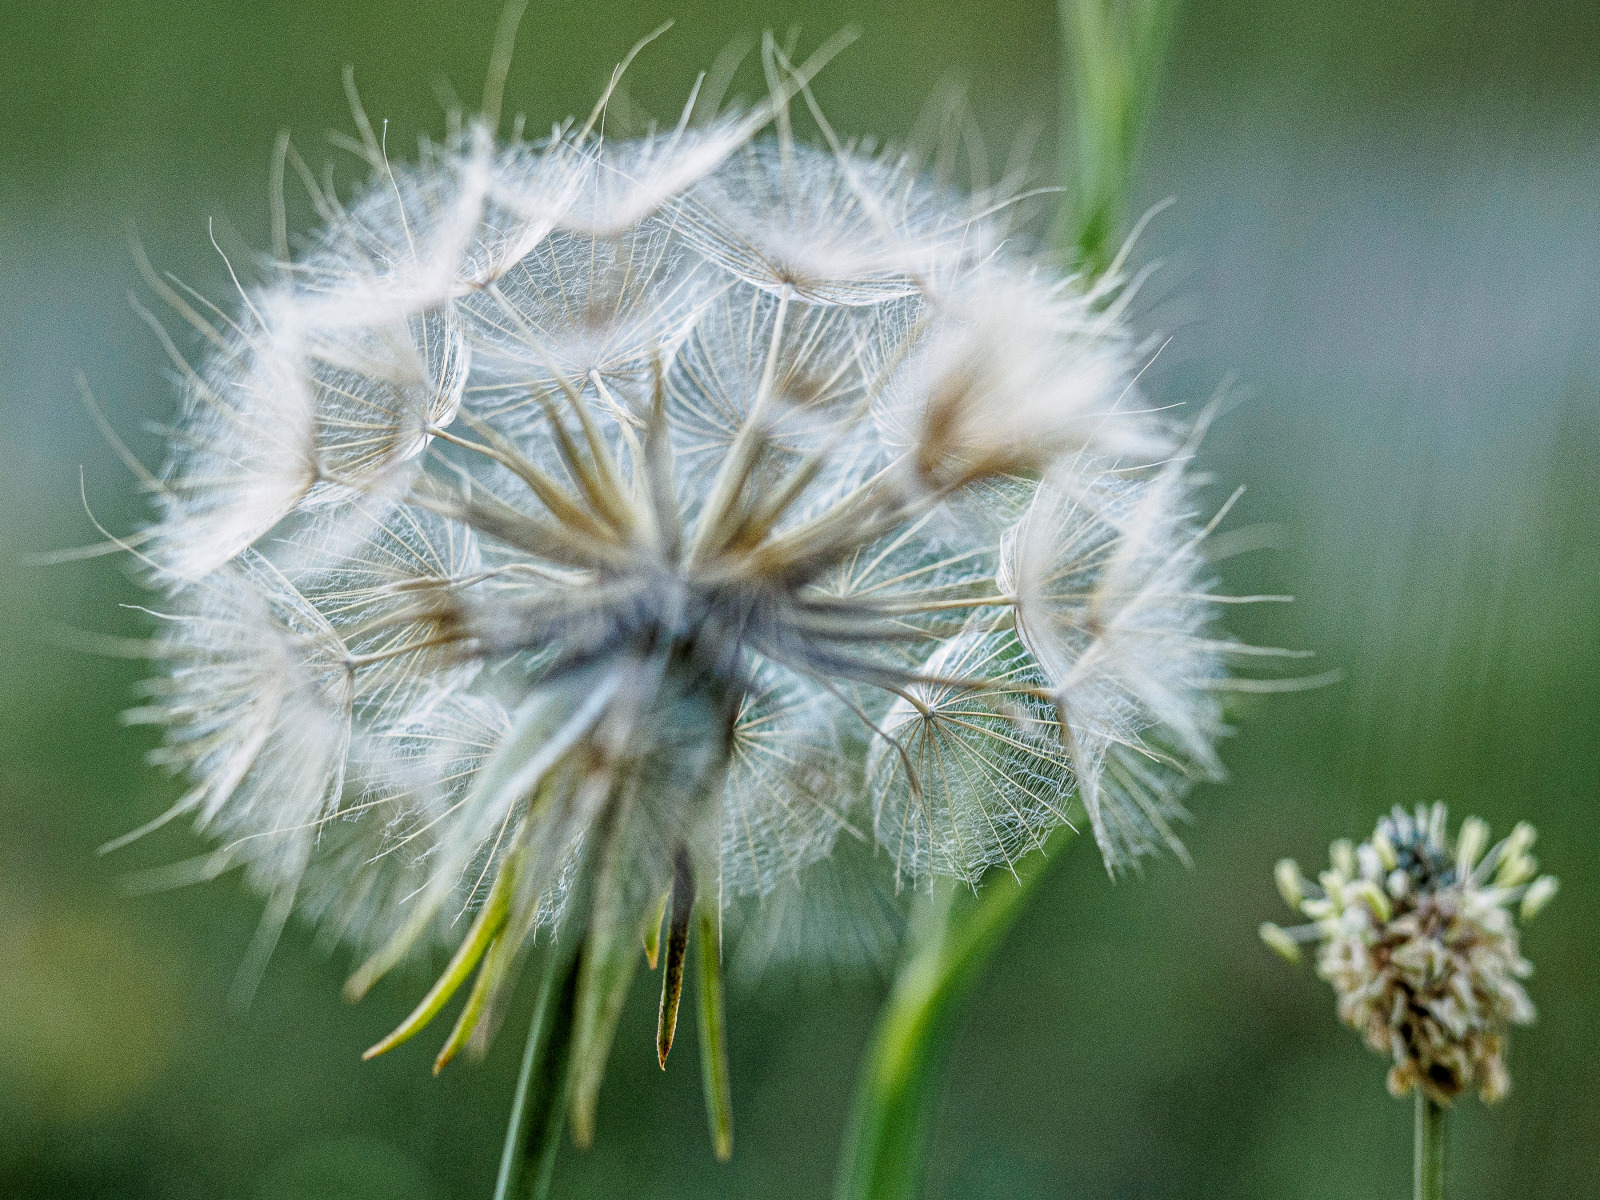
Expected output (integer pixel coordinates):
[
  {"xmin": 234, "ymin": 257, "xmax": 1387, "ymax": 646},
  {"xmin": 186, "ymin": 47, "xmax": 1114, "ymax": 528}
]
[
  {"xmin": 1055, "ymin": 0, "xmax": 1181, "ymax": 272},
  {"xmin": 834, "ymin": 828, "xmax": 1075, "ymax": 1200}
]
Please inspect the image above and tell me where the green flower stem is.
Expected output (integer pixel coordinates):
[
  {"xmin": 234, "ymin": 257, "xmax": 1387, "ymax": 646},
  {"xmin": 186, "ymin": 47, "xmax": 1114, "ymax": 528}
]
[
  {"xmin": 1415, "ymin": 1093, "xmax": 1446, "ymax": 1200},
  {"xmin": 833, "ymin": 827, "xmax": 1075, "ymax": 1200},
  {"xmin": 1054, "ymin": 0, "xmax": 1180, "ymax": 273},
  {"xmin": 494, "ymin": 946, "xmax": 580, "ymax": 1200}
]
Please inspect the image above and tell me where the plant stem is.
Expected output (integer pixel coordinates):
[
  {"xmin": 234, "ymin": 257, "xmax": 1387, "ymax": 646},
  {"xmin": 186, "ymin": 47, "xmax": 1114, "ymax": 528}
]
[
  {"xmin": 1414, "ymin": 1092, "xmax": 1446, "ymax": 1200},
  {"xmin": 832, "ymin": 827, "xmax": 1075, "ymax": 1200},
  {"xmin": 494, "ymin": 946, "xmax": 580, "ymax": 1200},
  {"xmin": 1054, "ymin": 0, "xmax": 1180, "ymax": 273}
]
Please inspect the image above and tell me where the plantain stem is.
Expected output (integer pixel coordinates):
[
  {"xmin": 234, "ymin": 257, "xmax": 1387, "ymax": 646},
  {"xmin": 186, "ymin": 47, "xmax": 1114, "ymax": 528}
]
[{"xmin": 1415, "ymin": 1092, "xmax": 1446, "ymax": 1200}]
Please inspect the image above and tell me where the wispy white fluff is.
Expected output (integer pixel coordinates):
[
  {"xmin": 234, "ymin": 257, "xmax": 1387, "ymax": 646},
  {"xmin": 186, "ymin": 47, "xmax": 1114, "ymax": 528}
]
[{"xmin": 122, "ymin": 36, "xmax": 1260, "ymax": 1063}]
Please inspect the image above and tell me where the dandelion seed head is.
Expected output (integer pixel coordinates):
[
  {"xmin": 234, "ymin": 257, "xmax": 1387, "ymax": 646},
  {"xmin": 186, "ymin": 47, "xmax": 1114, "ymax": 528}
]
[{"xmin": 123, "ymin": 37, "xmax": 1249, "ymax": 1108}]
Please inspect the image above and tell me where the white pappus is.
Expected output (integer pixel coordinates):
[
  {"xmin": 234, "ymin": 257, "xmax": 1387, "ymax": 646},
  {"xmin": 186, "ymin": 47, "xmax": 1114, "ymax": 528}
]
[{"xmin": 111, "ymin": 31, "xmax": 1266, "ymax": 1158}]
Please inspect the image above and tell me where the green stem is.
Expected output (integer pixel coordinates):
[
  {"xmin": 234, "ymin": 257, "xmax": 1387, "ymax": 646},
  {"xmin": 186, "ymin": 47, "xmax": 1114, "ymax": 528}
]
[
  {"xmin": 1054, "ymin": 0, "xmax": 1180, "ymax": 273},
  {"xmin": 833, "ymin": 828, "xmax": 1075, "ymax": 1200},
  {"xmin": 493, "ymin": 946, "xmax": 580, "ymax": 1200},
  {"xmin": 1414, "ymin": 1092, "xmax": 1446, "ymax": 1200}
]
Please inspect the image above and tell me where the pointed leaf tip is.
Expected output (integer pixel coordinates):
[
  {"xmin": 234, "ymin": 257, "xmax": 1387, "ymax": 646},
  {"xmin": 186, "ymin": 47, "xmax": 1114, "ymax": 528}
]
[
  {"xmin": 434, "ymin": 925, "xmax": 517, "ymax": 1075},
  {"xmin": 657, "ymin": 849, "xmax": 694, "ymax": 1068},
  {"xmin": 643, "ymin": 888, "xmax": 669, "ymax": 970}
]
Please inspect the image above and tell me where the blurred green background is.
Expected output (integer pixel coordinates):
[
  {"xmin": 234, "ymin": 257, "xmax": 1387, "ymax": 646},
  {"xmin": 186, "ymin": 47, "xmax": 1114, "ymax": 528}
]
[{"xmin": 2, "ymin": 1, "xmax": 1596, "ymax": 1196}]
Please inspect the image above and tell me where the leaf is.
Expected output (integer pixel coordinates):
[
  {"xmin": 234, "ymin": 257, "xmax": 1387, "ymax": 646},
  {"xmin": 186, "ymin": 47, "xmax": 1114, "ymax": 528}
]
[
  {"xmin": 834, "ymin": 826, "xmax": 1075, "ymax": 1200},
  {"xmin": 433, "ymin": 923, "xmax": 517, "ymax": 1073},
  {"xmin": 566, "ymin": 819, "xmax": 642, "ymax": 1149}
]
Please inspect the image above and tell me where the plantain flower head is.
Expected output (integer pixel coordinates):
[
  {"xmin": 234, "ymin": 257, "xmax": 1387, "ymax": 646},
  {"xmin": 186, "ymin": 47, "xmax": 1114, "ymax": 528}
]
[
  {"xmin": 121, "ymin": 35, "xmax": 1251, "ymax": 1156},
  {"xmin": 1262, "ymin": 804, "xmax": 1558, "ymax": 1104}
]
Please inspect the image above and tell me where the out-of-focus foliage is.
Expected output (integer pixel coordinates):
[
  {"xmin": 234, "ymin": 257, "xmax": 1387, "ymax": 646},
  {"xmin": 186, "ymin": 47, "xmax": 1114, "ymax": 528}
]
[{"xmin": 1, "ymin": 1, "xmax": 1596, "ymax": 1197}]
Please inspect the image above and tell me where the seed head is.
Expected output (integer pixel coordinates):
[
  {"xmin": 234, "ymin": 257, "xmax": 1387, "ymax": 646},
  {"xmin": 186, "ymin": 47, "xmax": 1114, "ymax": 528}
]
[
  {"xmin": 1264, "ymin": 803, "xmax": 1558, "ymax": 1104},
  {"xmin": 118, "ymin": 37, "xmax": 1252, "ymax": 1150}
]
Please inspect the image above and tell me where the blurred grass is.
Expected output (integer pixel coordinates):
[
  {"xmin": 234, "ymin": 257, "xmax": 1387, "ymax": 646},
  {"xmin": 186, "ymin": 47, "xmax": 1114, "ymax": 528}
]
[{"xmin": 2, "ymin": 1, "xmax": 1597, "ymax": 1197}]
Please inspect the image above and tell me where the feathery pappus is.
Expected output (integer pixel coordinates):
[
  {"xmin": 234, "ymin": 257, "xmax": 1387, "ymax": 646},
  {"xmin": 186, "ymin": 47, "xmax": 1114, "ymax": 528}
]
[{"xmin": 111, "ymin": 30, "xmax": 1268, "ymax": 1159}]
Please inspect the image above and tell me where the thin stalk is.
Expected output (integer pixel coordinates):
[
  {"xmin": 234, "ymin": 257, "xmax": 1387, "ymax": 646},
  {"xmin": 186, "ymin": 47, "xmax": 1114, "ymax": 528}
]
[
  {"xmin": 1054, "ymin": 0, "xmax": 1180, "ymax": 274},
  {"xmin": 833, "ymin": 827, "xmax": 1075, "ymax": 1200},
  {"xmin": 1414, "ymin": 1093, "xmax": 1446, "ymax": 1200},
  {"xmin": 494, "ymin": 946, "xmax": 581, "ymax": 1200}
]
